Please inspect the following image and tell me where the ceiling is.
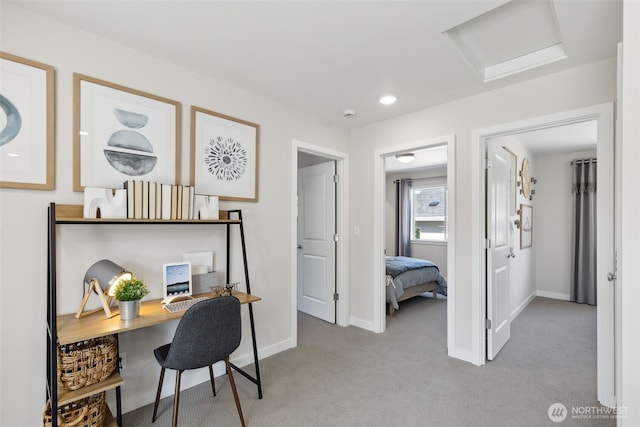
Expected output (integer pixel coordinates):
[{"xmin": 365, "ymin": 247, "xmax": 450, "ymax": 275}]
[
  {"xmin": 384, "ymin": 119, "xmax": 598, "ymax": 173},
  {"xmin": 506, "ymin": 119, "xmax": 598, "ymax": 155},
  {"xmin": 8, "ymin": 0, "xmax": 622, "ymax": 129}
]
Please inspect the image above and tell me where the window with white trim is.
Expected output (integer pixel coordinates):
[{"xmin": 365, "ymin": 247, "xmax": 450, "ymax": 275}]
[{"xmin": 411, "ymin": 185, "xmax": 447, "ymax": 242}]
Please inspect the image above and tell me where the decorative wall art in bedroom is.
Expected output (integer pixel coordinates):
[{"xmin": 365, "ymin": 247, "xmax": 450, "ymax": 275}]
[
  {"xmin": 73, "ymin": 73, "xmax": 181, "ymax": 192},
  {"xmin": 0, "ymin": 52, "xmax": 54, "ymax": 190},
  {"xmin": 190, "ymin": 106, "xmax": 259, "ymax": 202},
  {"xmin": 518, "ymin": 157, "xmax": 537, "ymax": 201},
  {"xmin": 520, "ymin": 203, "xmax": 533, "ymax": 249}
]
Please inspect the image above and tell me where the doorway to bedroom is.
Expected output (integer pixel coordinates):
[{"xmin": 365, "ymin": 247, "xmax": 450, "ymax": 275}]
[
  {"xmin": 291, "ymin": 139, "xmax": 349, "ymax": 345},
  {"xmin": 376, "ymin": 136, "xmax": 455, "ymax": 352},
  {"xmin": 476, "ymin": 103, "xmax": 616, "ymax": 407}
]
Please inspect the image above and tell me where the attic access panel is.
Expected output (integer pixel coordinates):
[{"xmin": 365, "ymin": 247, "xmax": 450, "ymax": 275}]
[{"xmin": 444, "ymin": 0, "xmax": 566, "ymax": 82}]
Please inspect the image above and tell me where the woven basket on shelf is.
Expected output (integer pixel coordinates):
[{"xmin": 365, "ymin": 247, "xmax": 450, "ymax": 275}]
[
  {"xmin": 57, "ymin": 335, "xmax": 117, "ymax": 391},
  {"xmin": 43, "ymin": 392, "xmax": 105, "ymax": 427}
]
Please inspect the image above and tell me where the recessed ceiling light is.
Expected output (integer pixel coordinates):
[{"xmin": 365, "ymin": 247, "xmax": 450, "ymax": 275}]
[
  {"xmin": 395, "ymin": 153, "xmax": 415, "ymax": 163},
  {"xmin": 379, "ymin": 95, "xmax": 397, "ymax": 105}
]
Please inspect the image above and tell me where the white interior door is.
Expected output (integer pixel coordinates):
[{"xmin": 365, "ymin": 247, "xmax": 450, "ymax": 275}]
[
  {"xmin": 297, "ymin": 161, "xmax": 336, "ymax": 323},
  {"xmin": 487, "ymin": 143, "xmax": 512, "ymax": 360}
]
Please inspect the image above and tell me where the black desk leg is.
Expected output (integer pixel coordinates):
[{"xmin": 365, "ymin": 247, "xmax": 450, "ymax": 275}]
[
  {"xmin": 116, "ymin": 385, "xmax": 123, "ymax": 426},
  {"xmin": 230, "ymin": 302, "xmax": 263, "ymax": 399},
  {"xmin": 248, "ymin": 302, "xmax": 263, "ymax": 399}
]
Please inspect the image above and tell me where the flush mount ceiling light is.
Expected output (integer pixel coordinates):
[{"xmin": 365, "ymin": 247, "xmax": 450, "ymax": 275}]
[
  {"xmin": 379, "ymin": 95, "xmax": 397, "ymax": 105},
  {"xmin": 395, "ymin": 153, "xmax": 415, "ymax": 163}
]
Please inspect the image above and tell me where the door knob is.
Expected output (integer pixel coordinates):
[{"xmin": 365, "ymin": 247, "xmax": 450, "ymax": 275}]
[
  {"xmin": 297, "ymin": 244, "xmax": 303, "ymax": 250},
  {"xmin": 607, "ymin": 272, "xmax": 616, "ymax": 282}
]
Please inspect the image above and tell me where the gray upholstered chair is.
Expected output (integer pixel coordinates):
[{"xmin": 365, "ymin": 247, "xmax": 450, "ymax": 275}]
[{"xmin": 152, "ymin": 297, "xmax": 245, "ymax": 427}]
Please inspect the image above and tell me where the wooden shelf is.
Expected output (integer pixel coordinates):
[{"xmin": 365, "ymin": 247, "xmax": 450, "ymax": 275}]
[
  {"xmin": 57, "ymin": 292, "xmax": 261, "ymax": 345},
  {"xmin": 57, "ymin": 372, "xmax": 123, "ymax": 406},
  {"xmin": 54, "ymin": 204, "xmax": 238, "ymax": 224}
]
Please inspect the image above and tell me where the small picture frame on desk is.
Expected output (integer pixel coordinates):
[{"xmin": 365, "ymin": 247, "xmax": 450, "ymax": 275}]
[{"xmin": 162, "ymin": 261, "xmax": 192, "ymax": 304}]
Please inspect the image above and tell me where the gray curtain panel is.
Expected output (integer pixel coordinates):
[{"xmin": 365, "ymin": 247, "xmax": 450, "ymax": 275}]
[
  {"xmin": 395, "ymin": 178, "xmax": 412, "ymax": 257},
  {"xmin": 570, "ymin": 158, "xmax": 597, "ymax": 305}
]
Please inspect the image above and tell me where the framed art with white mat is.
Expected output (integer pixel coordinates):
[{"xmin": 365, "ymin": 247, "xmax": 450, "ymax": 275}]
[
  {"xmin": 520, "ymin": 203, "xmax": 533, "ymax": 249},
  {"xmin": 0, "ymin": 52, "xmax": 54, "ymax": 189},
  {"xmin": 190, "ymin": 106, "xmax": 259, "ymax": 202},
  {"xmin": 73, "ymin": 73, "xmax": 181, "ymax": 191}
]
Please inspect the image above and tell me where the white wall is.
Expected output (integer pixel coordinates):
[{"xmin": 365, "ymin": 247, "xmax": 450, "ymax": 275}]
[
  {"xmin": 349, "ymin": 58, "xmax": 616, "ymax": 362},
  {"xmin": 0, "ymin": 5, "xmax": 349, "ymax": 426},
  {"xmin": 620, "ymin": 2, "xmax": 640, "ymax": 424},
  {"xmin": 535, "ymin": 149, "xmax": 596, "ymax": 300}
]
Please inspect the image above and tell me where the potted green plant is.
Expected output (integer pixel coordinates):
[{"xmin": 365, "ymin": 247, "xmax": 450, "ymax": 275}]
[{"xmin": 113, "ymin": 277, "xmax": 150, "ymax": 321}]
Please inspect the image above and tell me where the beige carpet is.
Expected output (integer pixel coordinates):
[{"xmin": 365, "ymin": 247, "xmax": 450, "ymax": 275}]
[{"xmin": 124, "ymin": 296, "xmax": 614, "ymax": 426}]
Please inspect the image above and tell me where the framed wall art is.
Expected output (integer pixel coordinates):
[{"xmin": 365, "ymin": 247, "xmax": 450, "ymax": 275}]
[
  {"xmin": 190, "ymin": 106, "xmax": 259, "ymax": 202},
  {"xmin": 520, "ymin": 203, "xmax": 533, "ymax": 249},
  {"xmin": 0, "ymin": 52, "xmax": 55, "ymax": 190},
  {"xmin": 73, "ymin": 73, "xmax": 181, "ymax": 191}
]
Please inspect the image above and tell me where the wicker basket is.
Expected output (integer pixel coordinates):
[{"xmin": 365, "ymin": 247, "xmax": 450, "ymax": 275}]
[
  {"xmin": 57, "ymin": 335, "xmax": 117, "ymax": 391},
  {"xmin": 43, "ymin": 392, "xmax": 105, "ymax": 427}
]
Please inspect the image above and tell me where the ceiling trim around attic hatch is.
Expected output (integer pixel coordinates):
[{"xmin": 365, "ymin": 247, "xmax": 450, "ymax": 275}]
[{"xmin": 443, "ymin": 0, "xmax": 567, "ymax": 83}]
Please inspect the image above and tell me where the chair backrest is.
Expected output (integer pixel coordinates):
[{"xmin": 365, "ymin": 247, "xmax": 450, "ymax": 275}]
[{"xmin": 163, "ymin": 296, "xmax": 241, "ymax": 371}]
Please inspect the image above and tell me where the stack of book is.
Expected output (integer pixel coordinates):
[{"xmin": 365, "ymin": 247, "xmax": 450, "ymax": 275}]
[{"xmin": 123, "ymin": 180, "xmax": 195, "ymax": 220}]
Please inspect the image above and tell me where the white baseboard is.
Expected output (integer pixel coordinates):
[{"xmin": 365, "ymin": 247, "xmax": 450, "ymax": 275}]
[
  {"xmin": 451, "ymin": 348, "xmax": 482, "ymax": 366},
  {"xmin": 349, "ymin": 316, "xmax": 377, "ymax": 332},
  {"xmin": 510, "ymin": 292, "xmax": 536, "ymax": 321},
  {"xmin": 536, "ymin": 290, "xmax": 570, "ymax": 301}
]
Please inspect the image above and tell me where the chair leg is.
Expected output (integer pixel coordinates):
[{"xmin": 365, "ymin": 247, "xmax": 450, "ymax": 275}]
[
  {"xmin": 172, "ymin": 370, "xmax": 183, "ymax": 427},
  {"xmin": 209, "ymin": 365, "xmax": 217, "ymax": 396},
  {"xmin": 225, "ymin": 357, "xmax": 245, "ymax": 427},
  {"xmin": 152, "ymin": 367, "xmax": 166, "ymax": 422}
]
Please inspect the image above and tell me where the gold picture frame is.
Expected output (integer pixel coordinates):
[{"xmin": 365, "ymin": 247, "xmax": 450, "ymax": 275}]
[
  {"xmin": 190, "ymin": 106, "xmax": 260, "ymax": 202},
  {"xmin": 0, "ymin": 52, "xmax": 55, "ymax": 190},
  {"xmin": 73, "ymin": 73, "xmax": 181, "ymax": 192}
]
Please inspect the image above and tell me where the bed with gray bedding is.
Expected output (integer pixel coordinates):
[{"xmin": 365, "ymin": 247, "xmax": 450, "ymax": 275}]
[{"xmin": 385, "ymin": 256, "xmax": 447, "ymax": 315}]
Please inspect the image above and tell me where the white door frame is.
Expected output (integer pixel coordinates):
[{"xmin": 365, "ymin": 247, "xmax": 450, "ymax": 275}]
[
  {"xmin": 291, "ymin": 140, "xmax": 349, "ymax": 344},
  {"xmin": 373, "ymin": 134, "xmax": 456, "ymax": 349},
  {"xmin": 471, "ymin": 103, "xmax": 616, "ymax": 374}
]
